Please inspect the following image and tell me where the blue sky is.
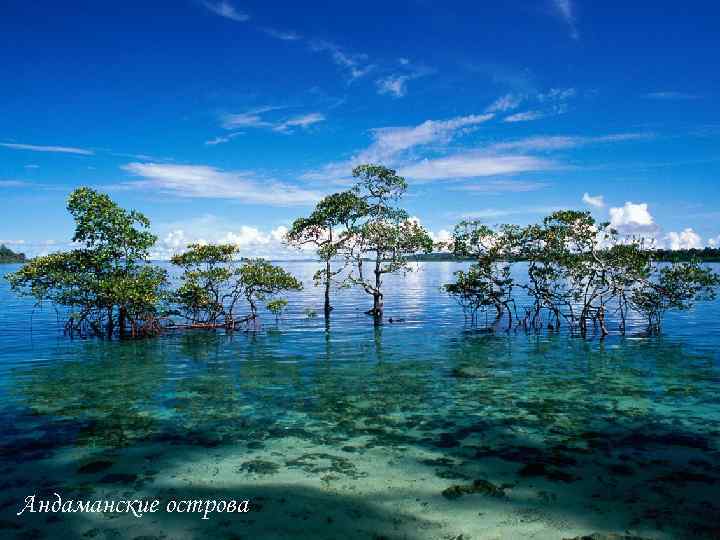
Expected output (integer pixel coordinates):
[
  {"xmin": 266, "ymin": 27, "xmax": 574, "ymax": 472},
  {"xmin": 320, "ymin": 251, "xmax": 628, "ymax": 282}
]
[{"xmin": 1, "ymin": 0, "xmax": 718, "ymax": 258}]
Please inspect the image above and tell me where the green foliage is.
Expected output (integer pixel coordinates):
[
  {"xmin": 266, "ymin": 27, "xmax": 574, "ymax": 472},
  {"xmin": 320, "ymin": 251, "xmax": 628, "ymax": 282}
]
[
  {"xmin": 286, "ymin": 191, "xmax": 367, "ymax": 314},
  {"xmin": 0, "ymin": 244, "xmax": 26, "ymax": 263},
  {"xmin": 631, "ymin": 260, "xmax": 720, "ymax": 333},
  {"xmin": 444, "ymin": 210, "xmax": 720, "ymax": 336},
  {"xmin": 170, "ymin": 246, "xmax": 303, "ymax": 326},
  {"xmin": 170, "ymin": 243, "xmax": 239, "ymax": 324},
  {"xmin": 344, "ymin": 164, "xmax": 434, "ymax": 318},
  {"xmin": 237, "ymin": 258, "xmax": 303, "ymax": 315},
  {"xmin": 266, "ymin": 298, "xmax": 289, "ymax": 323},
  {"xmin": 7, "ymin": 187, "xmax": 167, "ymax": 338}
]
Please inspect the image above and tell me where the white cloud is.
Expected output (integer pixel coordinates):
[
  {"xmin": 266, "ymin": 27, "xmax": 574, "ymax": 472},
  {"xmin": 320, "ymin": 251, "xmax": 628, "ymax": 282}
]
[
  {"xmin": 310, "ymin": 40, "xmax": 374, "ymax": 80},
  {"xmin": 121, "ymin": 162, "xmax": 320, "ymax": 206},
  {"xmin": 221, "ymin": 106, "xmax": 279, "ymax": 129},
  {"xmin": 644, "ymin": 91, "xmax": 699, "ymax": 100},
  {"xmin": 302, "ymin": 113, "xmax": 494, "ymax": 181},
  {"xmin": 537, "ymin": 87, "xmax": 577, "ymax": 114},
  {"xmin": 582, "ymin": 192, "xmax": 605, "ymax": 208},
  {"xmin": 272, "ymin": 112, "xmax": 325, "ymax": 133},
  {"xmin": 489, "ymin": 132, "xmax": 649, "ymax": 153},
  {"xmin": 376, "ymin": 75, "xmax": 412, "ymax": 98},
  {"xmin": 262, "ymin": 28, "xmax": 301, "ymax": 40},
  {"xmin": 609, "ymin": 202, "xmax": 659, "ymax": 238},
  {"xmin": 400, "ymin": 154, "xmax": 553, "ymax": 181},
  {"xmin": 551, "ymin": 0, "xmax": 579, "ymax": 39},
  {"xmin": 664, "ymin": 228, "xmax": 702, "ymax": 250},
  {"xmin": 708, "ymin": 235, "xmax": 720, "ymax": 248},
  {"xmin": 205, "ymin": 132, "xmax": 243, "ymax": 146},
  {"xmin": 504, "ymin": 110, "xmax": 544, "ymax": 123},
  {"xmin": 202, "ymin": 1, "xmax": 249, "ymax": 22},
  {"xmin": 456, "ymin": 179, "xmax": 548, "ymax": 193},
  {"xmin": 486, "ymin": 93, "xmax": 524, "ymax": 113},
  {"xmin": 0, "ymin": 180, "xmax": 30, "ymax": 187},
  {"xmin": 221, "ymin": 107, "xmax": 324, "ymax": 133},
  {"xmin": 0, "ymin": 142, "xmax": 93, "ymax": 155}
]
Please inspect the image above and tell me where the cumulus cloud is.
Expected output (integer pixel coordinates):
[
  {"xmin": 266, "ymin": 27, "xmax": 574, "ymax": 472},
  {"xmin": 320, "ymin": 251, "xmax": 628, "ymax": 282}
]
[
  {"xmin": 609, "ymin": 202, "xmax": 659, "ymax": 238},
  {"xmin": 121, "ymin": 162, "xmax": 320, "ymax": 206},
  {"xmin": 664, "ymin": 228, "xmax": 703, "ymax": 250},
  {"xmin": 582, "ymin": 192, "xmax": 605, "ymax": 208},
  {"xmin": 202, "ymin": 1, "xmax": 249, "ymax": 22},
  {"xmin": 0, "ymin": 142, "xmax": 93, "ymax": 155},
  {"xmin": 151, "ymin": 217, "xmax": 298, "ymax": 260}
]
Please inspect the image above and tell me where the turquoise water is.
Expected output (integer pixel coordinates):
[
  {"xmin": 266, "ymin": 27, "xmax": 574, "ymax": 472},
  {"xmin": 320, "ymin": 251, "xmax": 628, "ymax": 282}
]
[{"xmin": 1, "ymin": 262, "xmax": 719, "ymax": 539}]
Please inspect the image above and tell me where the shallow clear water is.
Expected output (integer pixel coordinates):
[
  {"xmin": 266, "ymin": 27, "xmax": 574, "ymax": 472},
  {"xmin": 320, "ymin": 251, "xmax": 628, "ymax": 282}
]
[{"xmin": 1, "ymin": 262, "xmax": 719, "ymax": 539}]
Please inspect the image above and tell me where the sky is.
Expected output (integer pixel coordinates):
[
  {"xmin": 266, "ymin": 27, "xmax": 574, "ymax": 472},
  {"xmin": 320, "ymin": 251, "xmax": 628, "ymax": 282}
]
[{"xmin": 1, "ymin": 0, "xmax": 719, "ymax": 258}]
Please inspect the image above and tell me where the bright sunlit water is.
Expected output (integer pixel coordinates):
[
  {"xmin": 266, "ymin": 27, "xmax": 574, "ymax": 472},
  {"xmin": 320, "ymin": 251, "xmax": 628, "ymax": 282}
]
[{"xmin": 1, "ymin": 262, "xmax": 719, "ymax": 539}]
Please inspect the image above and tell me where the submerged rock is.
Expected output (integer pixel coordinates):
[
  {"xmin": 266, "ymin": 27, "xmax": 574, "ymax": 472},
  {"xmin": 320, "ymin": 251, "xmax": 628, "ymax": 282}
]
[
  {"xmin": 236, "ymin": 459, "xmax": 280, "ymax": 476},
  {"xmin": 563, "ymin": 534, "xmax": 652, "ymax": 540},
  {"xmin": 519, "ymin": 463, "xmax": 578, "ymax": 483},
  {"xmin": 441, "ymin": 478, "xmax": 506, "ymax": 500},
  {"xmin": 77, "ymin": 460, "xmax": 114, "ymax": 474}
]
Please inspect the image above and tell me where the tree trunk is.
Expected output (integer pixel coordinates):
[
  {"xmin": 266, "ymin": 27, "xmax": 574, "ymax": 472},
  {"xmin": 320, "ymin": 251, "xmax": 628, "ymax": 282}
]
[
  {"xmin": 324, "ymin": 259, "xmax": 332, "ymax": 317},
  {"xmin": 372, "ymin": 257, "xmax": 383, "ymax": 323},
  {"xmin": 372, "ymin": 291, "xmax": 384, "ymax": 319},
  {"xmin": 106, "ymin": 306, "xmax": 114, "ymax": 339},
  {"xmin": 118, "ymin": 306, "xmax": 127, "ymax": 339}
]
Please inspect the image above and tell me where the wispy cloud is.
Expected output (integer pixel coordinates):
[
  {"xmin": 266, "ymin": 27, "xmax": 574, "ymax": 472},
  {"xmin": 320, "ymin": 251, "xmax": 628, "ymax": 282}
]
[
  {"xmin": 454, "ymin": 179, "xmax": 549, "ymax": 193},
  {"xmin": 0, "ymin": 180, "xmax": 31, "ymax": 188},
  {"xmin": 486, "ymin": 93, "xmax": 524, "ymax": 113},
  {"xmin": 582, "ymin": 192, "xmax": 605, "ymax": 208},
  {"xmin": 551, "ymin": 0, "xmax": 579, "ymax": 39},
  {"xmin": 121, "ymin": 162, "xmax": 320, "ymax": 206},
  {"xmin": 309, "ymin": 40, "xmax": 374, "ymax": 80},
  {"xmin": 399, "ymin": 154, "xmax": 554, "ymax": 181},
  {"xmin": 220, "ymin": 107, "xmax": 325, "ymax": 134},
  {"xmin": 262, "ymin": 27, "xmax": 301, "ymax": 41},
  {"xmin": 0, "ymin": 142, "xmax": 94, "ymax": 155},
  {"xmin": 272, "ymin": 112, "xmax": 325, "ymax": 133},
  {"xmin": 488, "ymin": 132, "xmax": 650, "ymax": 153},
  {"xmin": 202, "ymin": 1, "xmax": 249, "ymax": 22},
  {"xmin": 644, "ymin": 91, "xmax": 700, "ymax": 100},
  {"xmin": 375, "ymin": 60, "xmax": 435, "ymax": 98},
  {"xmin": 504, "ymin": 110, "xmax": 544, "ymax": 123},
  {"xmin": 376, "ymin": 75, "xmax": 413, "ymax": 98},
  {"xmin": 205, "ymin": 132, "xmax": 243, "ymax": 146},
  {"xmin": 302, "ymin": 113, "xmax": 494, "ymax": 180}
]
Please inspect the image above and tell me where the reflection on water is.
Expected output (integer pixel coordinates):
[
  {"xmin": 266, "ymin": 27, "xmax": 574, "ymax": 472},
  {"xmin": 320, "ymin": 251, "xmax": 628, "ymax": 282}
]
[{"xmin": 1, "ymin": 262, "xmax": 719, "ymax": 539}]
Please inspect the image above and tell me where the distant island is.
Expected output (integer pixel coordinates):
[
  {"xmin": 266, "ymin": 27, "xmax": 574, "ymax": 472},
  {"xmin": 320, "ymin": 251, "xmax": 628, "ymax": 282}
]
[
  {"xmin": 409, "ymin": 248, "xmax": 720, "ymax": 263},
  {"xmin": 0, "ymin": 244, "xmax": 26, "ymax": 263}
]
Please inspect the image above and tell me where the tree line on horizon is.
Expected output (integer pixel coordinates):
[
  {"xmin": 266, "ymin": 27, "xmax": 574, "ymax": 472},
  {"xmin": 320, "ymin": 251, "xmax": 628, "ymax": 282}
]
[{"xmin": 5, "ymin": 164, "xmax": 719, "ymax": 339}]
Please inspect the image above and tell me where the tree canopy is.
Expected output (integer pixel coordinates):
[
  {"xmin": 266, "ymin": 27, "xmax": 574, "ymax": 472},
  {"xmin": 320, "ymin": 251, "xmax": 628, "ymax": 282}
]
[{"xmin": 7, "ymin": 187, "xmax": 168, "ymax": 338}]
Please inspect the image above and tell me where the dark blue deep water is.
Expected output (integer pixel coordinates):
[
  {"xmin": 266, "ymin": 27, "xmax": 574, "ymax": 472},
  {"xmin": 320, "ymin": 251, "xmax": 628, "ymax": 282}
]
[{"xmin": 1, "ymin": 262, "xmax": 719, "ymax": 539}]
